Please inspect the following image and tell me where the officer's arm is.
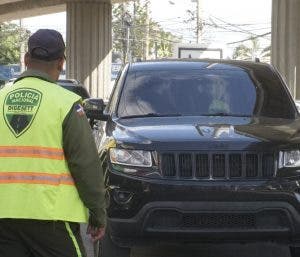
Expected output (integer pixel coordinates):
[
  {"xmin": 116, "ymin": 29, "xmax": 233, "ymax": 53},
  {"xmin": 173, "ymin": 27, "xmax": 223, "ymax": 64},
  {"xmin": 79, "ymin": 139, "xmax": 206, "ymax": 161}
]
[{"xmin": 62, "ymin": 101, "xmax": 106, "ymax": 228}]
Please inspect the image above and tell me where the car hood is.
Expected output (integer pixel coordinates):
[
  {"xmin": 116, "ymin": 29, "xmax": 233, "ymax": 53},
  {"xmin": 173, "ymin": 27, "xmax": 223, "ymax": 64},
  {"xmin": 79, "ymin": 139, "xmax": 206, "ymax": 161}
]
[{"xmin": 111, "ymin": 116, "xmax": 300, "ymax": 151}]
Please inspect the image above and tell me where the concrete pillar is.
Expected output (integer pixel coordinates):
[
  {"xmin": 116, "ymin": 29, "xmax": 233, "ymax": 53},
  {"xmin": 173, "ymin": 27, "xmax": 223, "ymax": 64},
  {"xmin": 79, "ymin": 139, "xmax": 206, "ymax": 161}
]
[
  {"xmin": 271, "ymin": 0, "xmax": 300, "ymax": 99},
  {"xmin": 66, "ymin": 0, "xmax": 112, "ymax": 99}
]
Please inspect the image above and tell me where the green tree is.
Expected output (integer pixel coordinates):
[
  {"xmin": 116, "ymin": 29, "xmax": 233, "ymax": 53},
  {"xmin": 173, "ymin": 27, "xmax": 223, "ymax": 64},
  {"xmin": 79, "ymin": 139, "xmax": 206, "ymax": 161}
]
[
  {"xmin": 0, "ymin": 22, "xmax": 30, "ymax": 65},
  {"xmin": 112, "ymin": 3, "xmax": 128, "ymax": 63},
  {"xmin": 112, "ymin": 0, "xmax": 179, "ymax": 63},
  {"xmin": 150, "ymin": 28, "xmax": 178, "ymax": 59},
  {"xmin": 260, "ymin": 45, "xmax": 271, "ymax": 59},
  {"xmin": 232, "ymin": 44, "xmax": 252, "ymax": 60},
  {"xmin": 232, "ymin": 37, "xmax": 270, "ymax": 62}
]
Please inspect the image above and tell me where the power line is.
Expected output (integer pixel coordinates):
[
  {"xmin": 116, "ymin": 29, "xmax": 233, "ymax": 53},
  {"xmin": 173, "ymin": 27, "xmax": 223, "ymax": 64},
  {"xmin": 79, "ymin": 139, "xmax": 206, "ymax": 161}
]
[
  {"xmin": 208, "ymin": 14, "xmax": 261, "ymax": 37},
  {"xmin": 227, "ymin": 32, "xmax": 271, "ymax": 45}
]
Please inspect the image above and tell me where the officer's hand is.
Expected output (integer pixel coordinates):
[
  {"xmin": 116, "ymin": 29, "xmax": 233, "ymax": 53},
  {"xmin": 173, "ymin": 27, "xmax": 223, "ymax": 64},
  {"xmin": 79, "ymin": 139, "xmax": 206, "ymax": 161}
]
[{"xmin": 87, "ymin": 225, "xmax": 105, "ymax": 242}]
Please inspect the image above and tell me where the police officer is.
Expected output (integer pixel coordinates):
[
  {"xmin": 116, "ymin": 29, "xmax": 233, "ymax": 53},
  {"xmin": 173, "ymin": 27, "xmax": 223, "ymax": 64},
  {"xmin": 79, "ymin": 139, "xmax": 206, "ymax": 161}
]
[{"xmin": 0, "ymin": 29, "xmax": 106, "ymax": 257}]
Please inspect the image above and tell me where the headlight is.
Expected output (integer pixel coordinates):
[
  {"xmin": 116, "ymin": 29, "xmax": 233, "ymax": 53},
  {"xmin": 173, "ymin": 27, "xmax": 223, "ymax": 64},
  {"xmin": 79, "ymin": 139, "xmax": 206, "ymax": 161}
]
[
  {"xmin": 279, "ymin": 150, "xmax": 300, "ymax": 168},
  {"xmin": 110, "ymin": 148, "xmax": 152, "ymax": 167}
]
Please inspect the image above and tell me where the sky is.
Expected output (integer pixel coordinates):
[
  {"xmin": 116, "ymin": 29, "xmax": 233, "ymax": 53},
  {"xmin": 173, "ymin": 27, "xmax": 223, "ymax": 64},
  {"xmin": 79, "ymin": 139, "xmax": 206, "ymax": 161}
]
[
  {"xmin": 149, "ymin": 0, "xmax": 272, "ymax": 57},
  {"xmin": 19, "ymin": 0, "xmax": 272, "ymax": 58}
]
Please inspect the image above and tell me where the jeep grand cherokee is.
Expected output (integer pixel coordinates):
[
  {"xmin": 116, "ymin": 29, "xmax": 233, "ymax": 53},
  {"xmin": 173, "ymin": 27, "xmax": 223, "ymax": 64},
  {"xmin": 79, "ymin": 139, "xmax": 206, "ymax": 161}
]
[{"xmin": 90, "ymin": 59, "xmax": 300, "ymax": 257}]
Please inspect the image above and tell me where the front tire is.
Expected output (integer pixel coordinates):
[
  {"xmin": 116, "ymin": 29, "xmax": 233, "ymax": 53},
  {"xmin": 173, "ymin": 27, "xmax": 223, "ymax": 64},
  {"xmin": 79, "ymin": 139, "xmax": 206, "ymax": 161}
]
[{"xmin": 99, "ymin": 233, "xmax": 131, "ymax": 257}]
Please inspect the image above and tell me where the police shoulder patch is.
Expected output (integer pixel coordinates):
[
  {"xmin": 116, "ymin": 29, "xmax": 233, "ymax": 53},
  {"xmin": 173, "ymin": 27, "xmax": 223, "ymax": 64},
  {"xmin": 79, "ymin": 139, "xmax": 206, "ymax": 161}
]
[
  {"xmin": 75, "ymin": 104, "xmax": 85, "ymax": 117},
  {"xmin": 3, "ymin": 88, "xmax": 42, "ymax": 137}
]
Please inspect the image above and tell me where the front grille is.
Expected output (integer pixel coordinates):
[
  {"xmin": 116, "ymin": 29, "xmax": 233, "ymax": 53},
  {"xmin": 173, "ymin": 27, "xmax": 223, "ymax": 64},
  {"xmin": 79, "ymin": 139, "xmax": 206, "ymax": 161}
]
[
  {"xmin": 246, "ymin": 154, "xmax": 258, "ymax": 177},
  {"xmin": 212, "ymin": 154, "xmax": 225, "ymax": 177},
  {"xmin": 161, "ymin": 154, "xmax": 176, "ymax": 177},
  {"xmin": 182, "ymin": 213, "xmax": 256, "ymax": 228},
  {"xmin": 159, "ymin": 152, "xmax": 276, "ymax": 180},
  {"xmin": 179, "ymin": 154, "xmax": 192, "ymax": 177},
  {"xmin": 147, "ymin": 210, "xmax": 289, "ymax": 230},
  {"xmin": 229, "ymin": 154, "xmax": 242, "ymax": 177},
  {"xmin": 196, "ymin": 154, "xmax": 209, "ymax": 178},
  {"xmin": 262, "ymin": 153, "xmax": 275, "ymax": 177}
]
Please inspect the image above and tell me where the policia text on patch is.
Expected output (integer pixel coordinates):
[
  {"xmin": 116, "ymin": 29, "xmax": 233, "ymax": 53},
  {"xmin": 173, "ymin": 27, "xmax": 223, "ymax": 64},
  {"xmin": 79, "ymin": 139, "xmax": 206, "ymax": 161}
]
[
  {"xmin": 9, "ymin": 90, "xmax": 40, "ymax": 102},
  {"xmin": 5, "ymin": 89, "xmax": 41, "ymax": 113}
]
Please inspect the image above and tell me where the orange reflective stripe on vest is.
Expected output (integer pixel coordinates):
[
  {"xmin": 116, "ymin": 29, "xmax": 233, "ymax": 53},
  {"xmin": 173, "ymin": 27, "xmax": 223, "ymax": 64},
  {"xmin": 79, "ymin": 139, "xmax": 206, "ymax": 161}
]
[
  {"xmin": 0, "ymin": 172, "xmax": 74, "ymax": 186},
  {"xmin": 0, "ymin": 146, "xmax": 65, "ymax": 160}
]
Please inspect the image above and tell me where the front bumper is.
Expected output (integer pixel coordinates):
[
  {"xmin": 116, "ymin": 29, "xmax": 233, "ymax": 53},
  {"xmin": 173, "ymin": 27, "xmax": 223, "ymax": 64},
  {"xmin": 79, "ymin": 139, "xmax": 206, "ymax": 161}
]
[{"xmin": 107, "ymin": 171, "xmax": 300, "ymax": 247}]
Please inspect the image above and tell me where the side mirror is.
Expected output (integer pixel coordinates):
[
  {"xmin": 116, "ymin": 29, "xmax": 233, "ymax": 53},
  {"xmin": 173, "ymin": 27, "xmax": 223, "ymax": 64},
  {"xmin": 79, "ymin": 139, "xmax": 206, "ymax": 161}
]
[{"xmin": 83, "ymin": 98, "xmax": 109, "ymax": 121}]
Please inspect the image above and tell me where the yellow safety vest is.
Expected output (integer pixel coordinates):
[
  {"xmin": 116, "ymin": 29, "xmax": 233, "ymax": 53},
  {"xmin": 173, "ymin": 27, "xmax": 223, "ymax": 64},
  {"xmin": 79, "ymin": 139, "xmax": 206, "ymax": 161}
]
[{"xmin": 0, "ymin": 77, "xmax": 88, "ymax": 223}]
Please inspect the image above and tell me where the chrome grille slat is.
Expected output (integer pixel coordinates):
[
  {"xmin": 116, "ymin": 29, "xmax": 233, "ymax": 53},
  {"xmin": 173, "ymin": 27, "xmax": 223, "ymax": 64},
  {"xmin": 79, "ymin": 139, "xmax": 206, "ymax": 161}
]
[
  {"xmin": 191, "ymin": 153, "xmax": 196, "ymax": 179},
  {"xmin": 179, "ymin": 153, "xmax": 192, "ymax": 178},
  {"xmin": 161, "ymin": 153, "xmax": 176, "ymax": 177},
  {"xmin": 246, "ymin": 154, "xmax": 258, "ymax": 177},
  {"xmin": 258, "ymin": 153, "xmax": 263, "ymax": 177},
  {"xmin": 195, "ymin": 154, "xmax": 209, "ymax": 178},
  {"xmin": 160, "ymin": 152, "xmax": 276, "ymax": 180},
  {"xmin": 212, "ymin": 154, "xmax": 225, "ymax": 178},
  {"xmin": 262, "ymin": 153, "xmax": 275, "ymax": 178},
  {"xmin": 229, "ymin": 154, "xmax": 242, "ymax": 177},
  {"xmin": 175, "ymin": 153, "xmax": 180, "ymax": 179},
  {"xmin": 225, "ymin": 154, "xmax": 230, "ymax": 179}
]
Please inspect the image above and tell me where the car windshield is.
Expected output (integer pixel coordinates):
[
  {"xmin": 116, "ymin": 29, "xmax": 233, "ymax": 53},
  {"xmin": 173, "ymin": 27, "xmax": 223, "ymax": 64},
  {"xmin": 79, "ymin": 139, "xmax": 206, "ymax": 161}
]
[
  {"xmin": 118, "ymin": 68, "xmax": 296, "ymax": 119},
  {"xmin": 118, "ymin": 69, "xmax": 259, "ymax": 118}
]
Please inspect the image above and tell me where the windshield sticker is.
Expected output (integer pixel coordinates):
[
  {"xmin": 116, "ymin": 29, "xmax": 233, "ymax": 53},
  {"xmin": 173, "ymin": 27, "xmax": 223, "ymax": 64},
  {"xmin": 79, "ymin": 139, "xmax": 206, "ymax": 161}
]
[
  {"xmin": 3, "ymin": 88, "xmax": 42, "ymax": 137},
  {"xmin": 197, "ymin": 125, "xmax": 236, "ymax": 139}
]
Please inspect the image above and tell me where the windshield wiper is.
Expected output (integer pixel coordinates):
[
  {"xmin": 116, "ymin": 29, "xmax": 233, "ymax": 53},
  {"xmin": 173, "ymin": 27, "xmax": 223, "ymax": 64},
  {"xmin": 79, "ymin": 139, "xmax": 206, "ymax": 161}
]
[
  {"xmin": 199, "ymin": 112, "xmax": 252, "ymax": 117},
  {"xmin": 119, "ymin": 113, "xmax": 183, "ymax": 119}
]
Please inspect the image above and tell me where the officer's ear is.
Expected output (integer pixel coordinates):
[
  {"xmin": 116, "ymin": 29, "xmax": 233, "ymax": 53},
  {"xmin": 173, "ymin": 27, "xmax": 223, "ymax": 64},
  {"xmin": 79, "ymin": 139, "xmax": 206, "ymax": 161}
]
[
  {"xmin": 24, "ymin": 52, "xmax": 30, "ymax": 68},
  {"xmin": 57, "ymin": 57, "xmax": 64, "ymax": 72}
]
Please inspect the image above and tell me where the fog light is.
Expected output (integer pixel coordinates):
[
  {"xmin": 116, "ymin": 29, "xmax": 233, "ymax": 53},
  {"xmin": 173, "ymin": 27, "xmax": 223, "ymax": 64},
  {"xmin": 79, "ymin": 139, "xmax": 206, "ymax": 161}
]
[{"xmin": 113, "ymin": 190, "xmax": 133, "ymax": 204}]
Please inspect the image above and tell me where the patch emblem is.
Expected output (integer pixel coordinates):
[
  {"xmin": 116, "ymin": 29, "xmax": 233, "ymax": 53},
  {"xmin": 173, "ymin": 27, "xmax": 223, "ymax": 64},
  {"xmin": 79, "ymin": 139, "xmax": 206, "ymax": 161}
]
[
  {"xmin": 3, "ymin": 88, "xmax": 42, "ymax": 137},
  {"xmin": 75, "ymin": 104, "xmax": 85, "ymax": 116}
]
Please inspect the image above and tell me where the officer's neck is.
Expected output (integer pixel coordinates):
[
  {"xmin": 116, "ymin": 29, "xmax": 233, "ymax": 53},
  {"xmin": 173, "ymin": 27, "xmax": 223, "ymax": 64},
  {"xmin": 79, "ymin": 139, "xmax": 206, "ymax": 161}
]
[{"xmin": 26, "ymin": 61, "xmax": 60, "ymax": 82}]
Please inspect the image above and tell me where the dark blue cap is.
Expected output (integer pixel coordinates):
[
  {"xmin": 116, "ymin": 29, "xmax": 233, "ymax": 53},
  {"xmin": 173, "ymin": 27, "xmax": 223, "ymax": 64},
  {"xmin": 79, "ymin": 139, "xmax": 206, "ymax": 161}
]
[{"xmin": 28, "ymin": 29, "xmax": 65, "ymax": 61}]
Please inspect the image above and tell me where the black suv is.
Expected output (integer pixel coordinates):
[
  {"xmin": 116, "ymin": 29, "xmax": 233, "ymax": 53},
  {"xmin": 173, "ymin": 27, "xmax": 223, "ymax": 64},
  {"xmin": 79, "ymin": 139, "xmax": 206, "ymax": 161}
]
[
  {"xmin": 86, "ymin": 59, "xmax": 300, "ymax": 257},
  {"xmin": 58, "ymin": 79, "xmax": 90, "ymax": 99}
]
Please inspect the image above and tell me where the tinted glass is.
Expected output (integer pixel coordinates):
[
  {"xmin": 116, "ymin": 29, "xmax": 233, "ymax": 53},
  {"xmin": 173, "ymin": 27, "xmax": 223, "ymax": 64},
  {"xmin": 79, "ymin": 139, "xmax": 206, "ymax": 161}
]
[{"xmin": 118, "ymin": 70, "xmax": 257, "ymax": 117}]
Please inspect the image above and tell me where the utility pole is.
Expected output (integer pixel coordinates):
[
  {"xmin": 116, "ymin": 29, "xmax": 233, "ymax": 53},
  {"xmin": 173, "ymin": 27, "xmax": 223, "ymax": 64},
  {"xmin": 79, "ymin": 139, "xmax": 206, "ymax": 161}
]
[
  {"xmin": 126, "ymin": 20, "xmax": 131, "ymax": 62},
  {"xmin": 131, "ymin": 0, "xmax": 136, "ymax": 60},
  {"xmin": 144, "ymin": 0, "xmax": 150, "ymax": 60},
  {"xmin": 191, "ymin": 0, "xmax": 203, "ymax": 44},
  {"xmin": 19, "ymin": 19, "xmax": 26, "ymax": 73},
  {"xmin": 122, "ymin": 4, "xmax": 132, "ymax": 63}
]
